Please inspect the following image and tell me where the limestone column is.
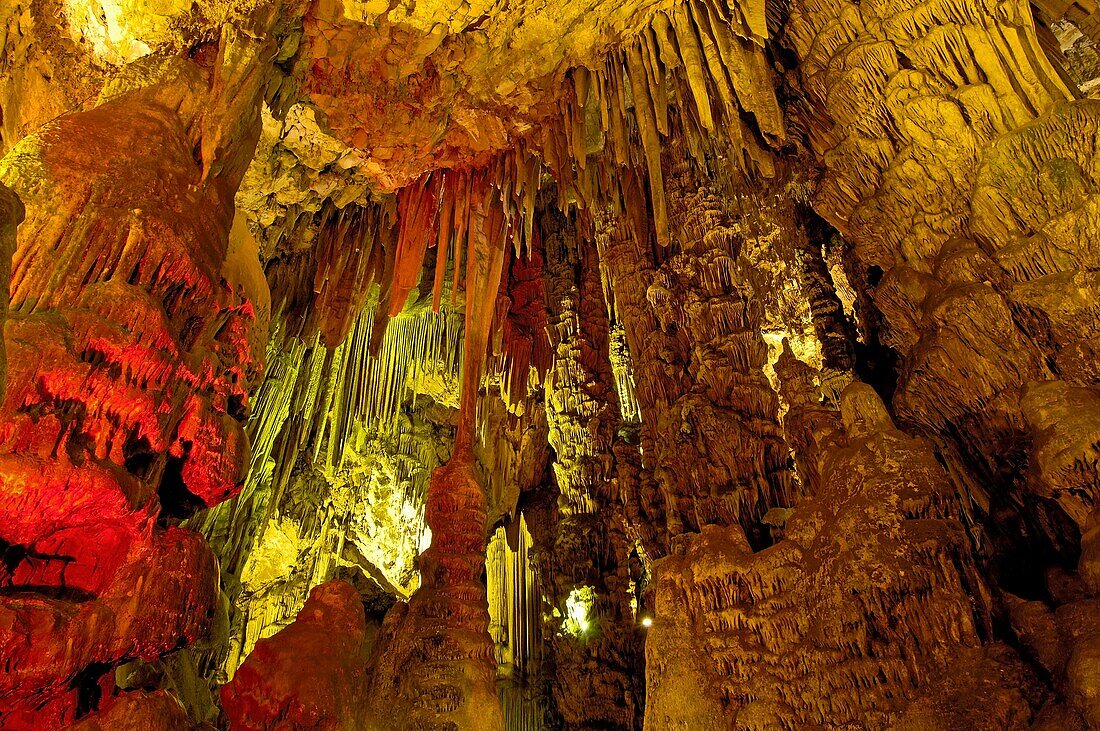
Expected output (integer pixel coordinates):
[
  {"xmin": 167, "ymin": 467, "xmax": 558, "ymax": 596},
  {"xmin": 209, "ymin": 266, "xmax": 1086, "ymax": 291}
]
[
  {"xmin": 363, "ymin": 177, "xmax": 505, "ymax": 731},
  {"xmin": 0, "ymin": 8, "xmax": 288, "ymax": 723},
  {"xmin": 540, "ymin": 204, "xmax": 644, "ymax": 729},
  {"xmin": 596, "ymin": 150, "xmax": 797, "ymax": 549}
]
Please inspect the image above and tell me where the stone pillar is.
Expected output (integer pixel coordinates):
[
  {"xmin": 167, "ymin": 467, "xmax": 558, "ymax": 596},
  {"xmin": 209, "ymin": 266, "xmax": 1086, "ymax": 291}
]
[
  {"xmin": 597, "ymin": 155, "xmax": 797, "ymax": 549},
  {"xmin": 540, "ymin": 205, "xmax": 644, "ymax": 728},
  {"xmin": 362, "ymin": 180, "xmax": 505, "ymax": 731},
  {"xmin": 0, "ymin": 13, "xmax": 282, "ymax": 724}
]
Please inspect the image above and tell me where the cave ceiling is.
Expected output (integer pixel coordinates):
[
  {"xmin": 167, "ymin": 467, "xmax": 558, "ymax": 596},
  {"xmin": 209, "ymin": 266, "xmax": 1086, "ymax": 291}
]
[{"xmin": 14, "ymin": 0, "xmax": 741, "ymax": 188}]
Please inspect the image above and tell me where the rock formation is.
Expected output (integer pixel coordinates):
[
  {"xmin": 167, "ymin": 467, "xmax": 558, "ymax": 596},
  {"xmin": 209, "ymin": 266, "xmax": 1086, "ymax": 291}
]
[
  {"xmin": 0, "ymin": 6, "xmax": 286, "ymax": 727},
  {"xmin": 221, "ymin": 580, "xmax": 372, "ymax": 729},
  {"xmin": 2, "ymin": 0, "xmax": 1100, "ymax": 727},
  {"xmin": 539, "ymin": 203, "xmax": 644, "ymax": 728}
]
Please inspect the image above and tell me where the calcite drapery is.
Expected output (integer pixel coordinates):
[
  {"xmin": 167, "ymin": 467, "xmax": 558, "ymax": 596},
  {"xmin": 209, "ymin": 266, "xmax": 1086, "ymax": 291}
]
[
  {"xmin": 785, "ymin": 0, "xmax": 1100, "ymax": 552},
  {"xmin": 645, "ymin": 383, "xmax": 1034, "ymax": 729},
  {"xmin": 0, "ymin": 9, "xmax": 283, "ymax": 724}
]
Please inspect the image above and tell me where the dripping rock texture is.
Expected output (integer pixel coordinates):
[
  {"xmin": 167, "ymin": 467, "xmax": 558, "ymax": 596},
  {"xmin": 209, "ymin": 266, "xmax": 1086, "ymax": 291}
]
[{"xmin": 1, "ymin": 0, "xmax": 1100, "ymax": 728}]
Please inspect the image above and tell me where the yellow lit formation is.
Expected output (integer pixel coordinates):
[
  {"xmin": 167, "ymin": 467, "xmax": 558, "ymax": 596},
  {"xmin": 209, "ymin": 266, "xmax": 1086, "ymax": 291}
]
[{"xmin": 562, "ymin": 586, "xmax": 596, "ymax": 638}]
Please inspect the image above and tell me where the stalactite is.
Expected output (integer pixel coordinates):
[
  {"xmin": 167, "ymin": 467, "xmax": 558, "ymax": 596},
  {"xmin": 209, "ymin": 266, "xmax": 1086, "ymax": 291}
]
[
  {"xmin": 198, "ymin": 298, "xmax": 466, "ymax": 680},
  {"xmin": 540, "ymin": 0, "xmax": 783, "ymax": 217},
  {"xmin": 487, "ymin": 516, "xmax": 541, "ymax": 678},
  {"xmin": 194, "ymin": 143, "xmax": 552, "ymax": 729},
  {"xmin": 361, "ymin": 169, "xmax": 517, "ymax": 731},
  {"xmin": 487, "ymin": 243, "xmax": 551, "ymax": 411}
]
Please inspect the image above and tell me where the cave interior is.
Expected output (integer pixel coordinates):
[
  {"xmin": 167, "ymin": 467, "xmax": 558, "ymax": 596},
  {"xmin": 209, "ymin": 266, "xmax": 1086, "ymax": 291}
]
[{"xmin": 3, "ymin": 0, "xmax": 1100, "ymax": 727}]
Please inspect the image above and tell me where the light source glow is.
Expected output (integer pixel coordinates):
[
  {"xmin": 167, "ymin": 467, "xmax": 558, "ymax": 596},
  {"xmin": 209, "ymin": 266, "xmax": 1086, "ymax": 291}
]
[{"xmin": 562, "ymin": 585, "xmax": 596, "ymax": 638}]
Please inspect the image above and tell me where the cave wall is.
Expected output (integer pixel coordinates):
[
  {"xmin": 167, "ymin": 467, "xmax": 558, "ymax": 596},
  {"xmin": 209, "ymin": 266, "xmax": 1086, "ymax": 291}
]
[
  {"xmin": 538, "ymin": 205, "xmax": 645, "ymax": 728},
  {"xmin": 0, "ymin": 51, "xmax": 263, "ymax": 731}
]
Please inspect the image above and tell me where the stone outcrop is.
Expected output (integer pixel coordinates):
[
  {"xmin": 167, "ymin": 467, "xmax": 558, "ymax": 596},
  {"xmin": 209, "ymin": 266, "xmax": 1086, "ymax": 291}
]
[{"xmin": 645, "ymin": 383, "xmax": 1034, "ymax": 729}]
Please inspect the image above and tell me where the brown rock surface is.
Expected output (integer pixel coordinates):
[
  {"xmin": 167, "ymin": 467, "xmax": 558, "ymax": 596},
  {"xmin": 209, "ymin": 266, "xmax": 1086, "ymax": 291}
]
[
  {"xmin": 645, "ymin": 383, "xmax": 1031, "ymax": 729},
  {"xmin": 538, "ymin": 203, "xmax": 644, "ymax": 728}
]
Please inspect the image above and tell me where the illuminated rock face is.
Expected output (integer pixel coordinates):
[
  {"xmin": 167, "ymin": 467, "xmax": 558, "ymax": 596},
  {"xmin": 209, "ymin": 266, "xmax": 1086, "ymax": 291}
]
[
  {"xmin": 540, "ymin": 205, "xmax": 644, "ymax": 728},
  {"xmin": 361, "ymin": 454, "xmax": 503, "ymax": 731},
  {"xmin": 0, "ymin": 20, "xmax": 275, "ymax": 727},
  {"xmin": 4, "ymin": 0, "xmax": 1100, "ymax": 727},
  {"xmin": 221, "ymin": 580, "xmax": 372, "ymax": 729},
  {"xmin": 645, "ymin": 383, "xmax": 1032, "ymax": 729}
]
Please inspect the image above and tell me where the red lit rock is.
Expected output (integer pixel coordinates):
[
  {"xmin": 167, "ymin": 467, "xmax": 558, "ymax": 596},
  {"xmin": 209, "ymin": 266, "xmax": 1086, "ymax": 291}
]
[
  {"xmin": 221, "ymin": 580, "xmax": 371, "ymax": 730},
  {"xmin": 0, "ymin": 15, "xmax": 277, "ymax": 725},
  {"xmin": 69, "ymin": 689, "xmax": 195, "ymax": 731}
]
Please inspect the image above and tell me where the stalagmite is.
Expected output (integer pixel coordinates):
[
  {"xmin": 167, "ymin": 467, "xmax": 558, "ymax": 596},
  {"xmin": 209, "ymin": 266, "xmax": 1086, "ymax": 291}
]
[{"xmin": 361, "ymin": 173, "xmax": 510, "ymax": 730}]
